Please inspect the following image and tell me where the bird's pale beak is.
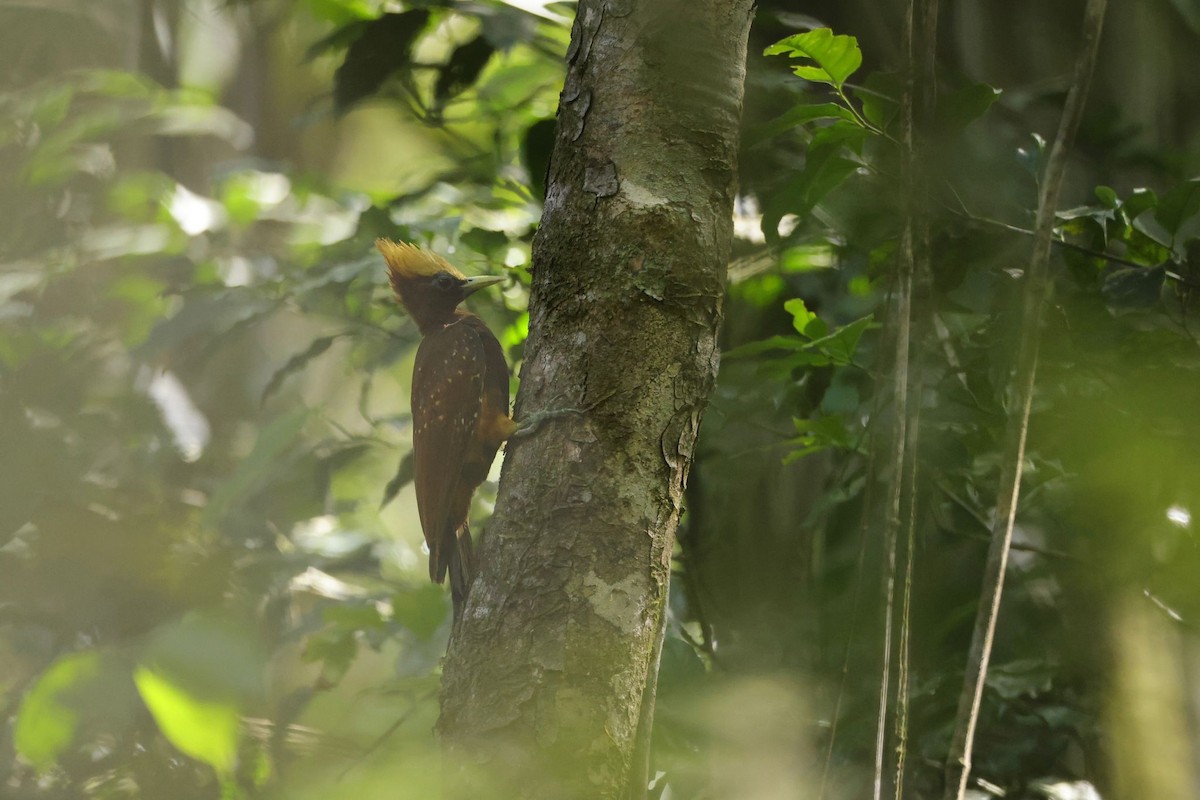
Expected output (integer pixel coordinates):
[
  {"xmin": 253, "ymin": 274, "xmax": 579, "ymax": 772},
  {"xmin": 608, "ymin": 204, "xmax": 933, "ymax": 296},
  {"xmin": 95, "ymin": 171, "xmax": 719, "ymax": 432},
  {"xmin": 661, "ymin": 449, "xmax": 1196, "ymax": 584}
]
[{"xmin": 461, "ymin": 275, "xmax": 506, "ymax": 295}]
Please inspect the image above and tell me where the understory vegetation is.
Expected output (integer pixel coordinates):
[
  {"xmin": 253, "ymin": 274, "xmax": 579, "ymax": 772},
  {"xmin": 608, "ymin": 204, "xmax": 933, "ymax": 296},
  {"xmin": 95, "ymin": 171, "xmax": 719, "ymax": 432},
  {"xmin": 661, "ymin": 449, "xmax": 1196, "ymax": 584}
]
[{"xmin": 2, "ymin": 1, "xmax": 1198, "ymax": 797}]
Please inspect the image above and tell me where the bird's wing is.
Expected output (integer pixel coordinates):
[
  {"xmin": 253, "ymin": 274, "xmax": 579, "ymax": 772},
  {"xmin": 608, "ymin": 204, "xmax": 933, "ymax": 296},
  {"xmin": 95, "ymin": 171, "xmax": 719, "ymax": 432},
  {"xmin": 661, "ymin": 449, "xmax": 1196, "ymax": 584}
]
[
  {"xmin": 463, "ymin": 315, "xmax": 512, "ymax": 444},
  {"xmin": 411, "ymin": 319, "xmax": 486, "ymax": 583}
]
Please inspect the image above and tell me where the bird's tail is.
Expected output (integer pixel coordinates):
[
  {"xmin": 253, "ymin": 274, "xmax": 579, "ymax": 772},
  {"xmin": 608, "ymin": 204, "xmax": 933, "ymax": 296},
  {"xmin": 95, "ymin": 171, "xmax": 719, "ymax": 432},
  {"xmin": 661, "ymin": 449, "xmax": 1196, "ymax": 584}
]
[{"xmin": 448, "ymin": 523, "xmax": 477, "ymax": 624}]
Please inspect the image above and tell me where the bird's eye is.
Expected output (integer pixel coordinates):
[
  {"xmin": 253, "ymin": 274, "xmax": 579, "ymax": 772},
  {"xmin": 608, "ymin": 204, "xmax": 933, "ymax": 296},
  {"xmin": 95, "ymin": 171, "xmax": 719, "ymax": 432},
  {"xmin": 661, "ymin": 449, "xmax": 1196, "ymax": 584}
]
[{"xmin": 433, "ymin": 272, "xmax": 459, "ymax": 290}]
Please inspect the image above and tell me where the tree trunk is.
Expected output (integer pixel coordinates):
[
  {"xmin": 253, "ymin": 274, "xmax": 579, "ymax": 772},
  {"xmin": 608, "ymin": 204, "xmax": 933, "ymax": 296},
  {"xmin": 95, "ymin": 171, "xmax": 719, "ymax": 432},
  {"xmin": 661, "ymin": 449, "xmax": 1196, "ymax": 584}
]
[{"xmin": 437, "ymin": 1, "xmax": 754, "ymax": 797}]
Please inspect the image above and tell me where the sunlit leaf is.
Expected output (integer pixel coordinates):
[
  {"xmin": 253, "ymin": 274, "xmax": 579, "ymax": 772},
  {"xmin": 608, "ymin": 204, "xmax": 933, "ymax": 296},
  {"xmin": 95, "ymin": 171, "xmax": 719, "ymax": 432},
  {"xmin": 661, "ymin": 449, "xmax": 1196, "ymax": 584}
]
[
  {"xmin": 764, "ymin": 29, "xmax": 862, "ymax": 89},
  {"xmin": 14, "ymin": 649, "xmax": 138, "ymax": 771},
  {"xmin": 779, "ymin": 244, "xmax": 835, "ymax": 272},
  {"xmin": 133, "ymin": 614, "xmax": 267, "ymax": 774},
  {"xmin": 783, "ymin": 297, "xmax": 818, "ymax": 335},
  {"xmin": 134, "ymin": 667, "xmax": 241, "ymax": 774},
  {"xmin": 303, "ymin": 0, "xmax": 376, "ymax": 26},
  {"xmin": 14, "ymin": 652, "xmax": 99, "ymax": 769},
  {"xmin": 806, "ymin": 315, "xmax": 873, "ymax": 365}
]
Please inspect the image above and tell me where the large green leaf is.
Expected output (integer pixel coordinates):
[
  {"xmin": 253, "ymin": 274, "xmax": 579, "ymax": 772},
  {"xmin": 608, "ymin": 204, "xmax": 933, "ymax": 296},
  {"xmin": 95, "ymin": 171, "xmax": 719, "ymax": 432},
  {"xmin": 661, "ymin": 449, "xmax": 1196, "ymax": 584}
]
[
  {"xmin": 134, "ymin": 613, "xmax": 267, "ymax": 775},
  {"xmin": 747, "ymin": 102, "xmax": 859, "ymax": 146},
  {"xmin": 761, "ymin": 145, "xmax": 861, "ymax": 241},
  {"xmin": 15, "ymin": 652, "xmax": 99, "ymax": 769},
  {"xmin": 14, "ymin": 651, "xmax": 137, "ymax": 770},
  {"xmin": 764, "ymin": 29, "xmax": 862, "ymax": 89},
  {"xmin": 1155, "ymin": 178, "xmax": 1200, "ymax": 240},
  {"xmin": 134, "ymin": 667, "xmax": 241, "ymax": 775}
]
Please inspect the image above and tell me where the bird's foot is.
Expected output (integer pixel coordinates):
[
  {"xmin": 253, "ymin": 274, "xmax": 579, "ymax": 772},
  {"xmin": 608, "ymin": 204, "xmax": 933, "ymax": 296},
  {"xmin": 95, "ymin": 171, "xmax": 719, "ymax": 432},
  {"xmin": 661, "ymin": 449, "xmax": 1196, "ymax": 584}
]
[{"xmin": 508, "ymin": 408, "xmax": 584, "ymax": 442}]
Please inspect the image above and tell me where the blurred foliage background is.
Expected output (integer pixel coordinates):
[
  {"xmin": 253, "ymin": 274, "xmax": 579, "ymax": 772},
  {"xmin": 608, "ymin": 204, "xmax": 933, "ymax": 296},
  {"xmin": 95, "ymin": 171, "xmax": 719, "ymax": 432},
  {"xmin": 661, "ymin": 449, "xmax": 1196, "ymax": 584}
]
[{"xmin": 1, "ymin": 0, "xmax": 1198, "ymax": 798}]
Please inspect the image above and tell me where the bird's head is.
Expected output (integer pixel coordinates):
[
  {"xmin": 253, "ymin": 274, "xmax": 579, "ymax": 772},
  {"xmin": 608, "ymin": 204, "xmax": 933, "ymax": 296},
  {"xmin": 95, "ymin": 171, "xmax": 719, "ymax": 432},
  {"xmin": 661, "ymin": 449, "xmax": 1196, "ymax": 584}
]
[{"xmin": 377, "ymin": 239, "xmax": 505, "ymax": 333}]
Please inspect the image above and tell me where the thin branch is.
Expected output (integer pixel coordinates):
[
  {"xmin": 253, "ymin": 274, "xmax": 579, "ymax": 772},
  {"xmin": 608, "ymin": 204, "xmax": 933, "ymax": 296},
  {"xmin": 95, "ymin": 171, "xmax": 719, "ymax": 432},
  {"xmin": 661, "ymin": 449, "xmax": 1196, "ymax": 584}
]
[
  {"xmin": 874, "ymin": 0, "xmax": 929, "ymax": 793},
  {"xmin": 892, "ymin": 3, "xmax": 937, "ymax": 797},
  {"xmin": 946, "ymin": 199, "xmax": 1200, "ymax": 283},
  {"xmin": 336, "ymin": 691, "xmax": 431, "ymax": 780},
  {"xmin": 894, "ymin": 395, "xmax": 921, "ymax": 799},
  {"xmin": 817, "ymin": 419, "xmax": 882, "ymax": 800},
  {"xmin": 817, "ymin": 270, "xmax": 909, "ymax": 800},
  {"xmin": 942, "ymin": 3, "xmax": 1109, "ymax": 799}
]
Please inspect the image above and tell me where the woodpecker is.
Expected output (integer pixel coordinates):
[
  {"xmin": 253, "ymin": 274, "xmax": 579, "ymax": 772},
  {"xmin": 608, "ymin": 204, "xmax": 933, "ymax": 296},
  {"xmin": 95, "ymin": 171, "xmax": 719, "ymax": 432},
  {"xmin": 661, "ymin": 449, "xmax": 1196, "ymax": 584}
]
[{"xmin": 377, "ymin": 239, "xmax": 517, "ymax": 620}]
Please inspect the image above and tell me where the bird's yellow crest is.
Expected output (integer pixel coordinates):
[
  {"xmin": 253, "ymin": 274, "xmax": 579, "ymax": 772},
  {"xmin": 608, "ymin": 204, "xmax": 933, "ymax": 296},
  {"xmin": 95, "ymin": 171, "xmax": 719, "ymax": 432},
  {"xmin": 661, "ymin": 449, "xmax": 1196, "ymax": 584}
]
[{"xmin": 376, "ymin": 239, "xmax": 465, "ymax": 281}]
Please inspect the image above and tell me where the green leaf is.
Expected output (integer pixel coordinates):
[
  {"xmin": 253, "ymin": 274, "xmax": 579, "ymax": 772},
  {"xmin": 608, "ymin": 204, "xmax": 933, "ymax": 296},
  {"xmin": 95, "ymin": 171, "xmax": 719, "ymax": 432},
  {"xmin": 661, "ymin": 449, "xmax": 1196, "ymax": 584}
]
[
  {"xmin": 732, "ymin": 274, "xmax": 785, "ymax": 307},
  {"xmin": 820, "ymin": 378, "xmax": 860, "ymax": 414},
  {"xmin": 15, "ymin": 650, "xmax": 139, "ymax": 771},
  {"xmin": 1123, "ymin": 188, "xmax": 1157, "ymax": 222},
  {"xmin": 1155, "ymin": 177, "xmax": 1200, "ymax": 239},
  {"xmin": 747, "ymin": 102, "xmax": 860, "ymax": 146},
  {"xmin": 764, "ymin": 29, "xmax": 862, "ymax": 89},
  {"xmin": 139, "ymin": 615, "xmax": 267, "ymax": 707},
  {"xmin": 1094, "ymin": 185, "xmax": 1119, "ymax": 209},
  {"xmin": 460, "ymin": 227, "xmax": 510, "ymax": 257},
  {"xmin": 334, "ymin": 10, "xmax": 430, "ymax": 114},
  {"xmin": 779, "ymin": 244, "xmax": 836, "ymax": 272},
  {"xmin": 809, "ymin": 118, "xmax": 871, "ymax": 153},
  {"xmin": 392, "ymin": 583, "xmax": 450, "ymax": 641},
  {"xmin": 133, "ymin": 614, "xmax": 266, "ymax": 775},
  {"xmin": 304, "ymin": 0, "xmax": 376, "ymax": 26},
  {"xmin": 658, "ymin": 636, "xmax": 707, "ymax": 695},
  {"xmin": 15, "ymin": 652, "xmax": 98, "ymax": 769},
  {"xmin": 985, "ymin": 659, "xmax": 1055, "ymax": 700},
  {"xmin": 134, "ymin": 667, "xmax": 241, "ymax": 775},
  {"xmin": 434, "ymin": 36, "xmax": 495, "ymax": 107},
  {"xmin": 761, "ymin": 147, "xmax": 861, "ymax": 241},
  {"xmin": 855, "ymin": 72, "xmax": 902, "ymax": 130},
  {"xmin": 146, "ymin": 105, "xmax": 254, "ymax": 148},
  {"xmin": 203, "ymin": 408, "xmax": 310, "ymax": 525},
  {"xmin": 1164, "ymin": 0, "xmax": 1200, "ymax": 36},
  {"xmin": 784, "ymin": 297, "xmax": 817, "ymax": 335},
  {"xmin": 722, "ymin": 335, "xmax": 808, "ymax": 360},
  {"xmin": 783, "ymin": 415, "xmax": 853, "ymax": 461},
  {"xmin": 1102, "ymin": 266, "xmax": 1166, "ymax": 312},
  {"xmin": 934, "ymin": 82, "xmax": 1000, "ymax": 133},
  {"xmin": 260, "ymin": 335, "xmax": 339, "ymax": 406},
  {"xmin": 1017, "ymin": 133, "xmax": 1047, "ymax": 180},
  {"xmin": 807, "ymin": 315, "xmax": 873, "ymax": 365},
  {"xmin": 380, "ymin": 451, "xmax": 415, "ymax": 509},
  {"xmin": 302, "ymin": 626, "xmax": 358, "ymax": 681},
  {"xmin": 137, "ymin": 290, "xmax": 276, "ymax": 363}
]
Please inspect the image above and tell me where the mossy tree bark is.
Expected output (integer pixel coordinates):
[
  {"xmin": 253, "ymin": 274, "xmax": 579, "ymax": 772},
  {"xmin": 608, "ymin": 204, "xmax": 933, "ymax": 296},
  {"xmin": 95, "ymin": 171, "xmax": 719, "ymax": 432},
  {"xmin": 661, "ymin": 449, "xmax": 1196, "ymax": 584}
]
[{"xmin": 437, "ymin": 1, "xmax": 755, "ymax": 797}]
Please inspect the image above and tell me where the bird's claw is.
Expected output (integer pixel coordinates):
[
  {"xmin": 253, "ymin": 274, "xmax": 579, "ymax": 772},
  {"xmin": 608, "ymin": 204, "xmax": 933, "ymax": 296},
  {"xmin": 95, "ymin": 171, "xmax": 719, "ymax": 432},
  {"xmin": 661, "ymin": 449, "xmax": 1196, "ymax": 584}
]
[{"xmin": 509, "ymin": 408, "xmax": 584, "ymax": 441}]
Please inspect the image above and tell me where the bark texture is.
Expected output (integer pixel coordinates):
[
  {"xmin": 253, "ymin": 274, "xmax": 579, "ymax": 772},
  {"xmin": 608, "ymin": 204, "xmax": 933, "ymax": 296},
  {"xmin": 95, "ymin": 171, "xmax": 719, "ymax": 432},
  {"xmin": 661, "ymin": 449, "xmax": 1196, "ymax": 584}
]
[{"xmin": 438, "ymin": 1, "xmax": 754, "ymax": 797}]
